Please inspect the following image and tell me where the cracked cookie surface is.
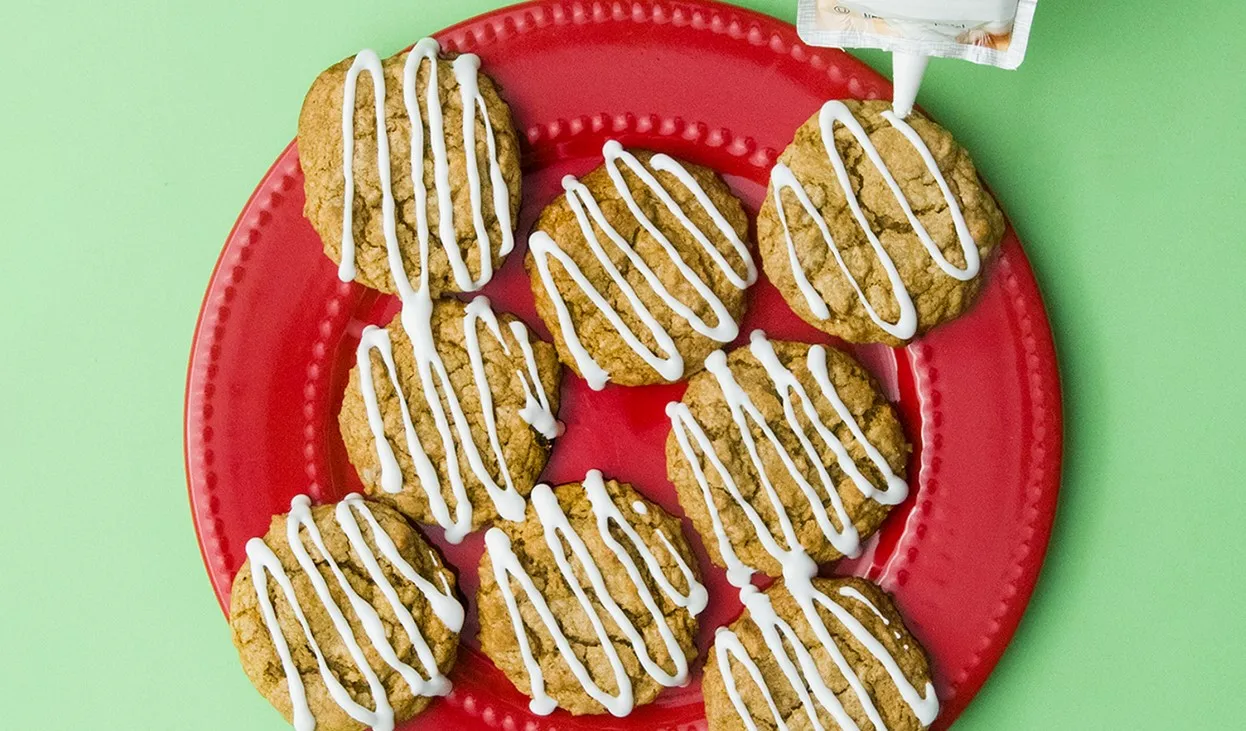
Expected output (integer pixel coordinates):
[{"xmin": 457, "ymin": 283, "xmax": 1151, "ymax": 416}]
[
  {"xmin": 526, "ymin": 150, "xmax": 752, "ymax": 386},
  {"xmin": 229, "ymin": 500, "xmax": 460, "ymax": 730},
  {"xmin": 476, "ymin": 478, "xmax": 703, "ymax": 715},
  {"xmin": 703, "ymin": 577, "xmax": 934, "ymax": 731},
  {"xmin": 667, "ymin": 339, "xmax": 908, "ymax": 577},
  {"xmin": 758, "ymin": 100, "xmax": 1004, "ymax": 345},
  {"xmin": 339, "ymin": 298, "xmax": 562, "ymax": 533},
  {"xmin": 299, "ymin": 46, "xmax": 521, "ymax": 296}
]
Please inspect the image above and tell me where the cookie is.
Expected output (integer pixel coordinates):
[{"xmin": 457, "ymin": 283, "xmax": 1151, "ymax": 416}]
[
  {"xmin": 299, "ymin": 38, "xmax": 522, "ymax": 297},
  {"xmin": 666, "ymin": 332, "xmax": 909, "ymax": 582},
  {"xmin": 477, "ymin": 470, "xmax": 708, "ymax": 716},
  {"xmin": 339, "ymin": 296, "xmax": 562, "ymax": 542},
  {"xmin": 703, "ymin": 577, "xmax": 938, "ymax": 730},
  {"xmin": 526, "ymin": 140, "xmax": 756, "ymax": 389},
  {"xmin": 758, "ymin": 99, "xmax": 1005, "ymax": 345},
  {"xmin": 229, "ymin": 494, "xmax": 464, "ymax": 731}
]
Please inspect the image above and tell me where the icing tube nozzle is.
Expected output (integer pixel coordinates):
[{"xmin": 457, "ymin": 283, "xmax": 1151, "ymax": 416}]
[{"xmin": 891, "ymin": 51, "xmax": 929, "ymax": 118}]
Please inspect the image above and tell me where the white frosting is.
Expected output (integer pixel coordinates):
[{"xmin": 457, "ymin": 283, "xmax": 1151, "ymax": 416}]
[
  {"xmin": 341, "ymin": 40, "xmax": 557, "ymax": 543},
  {"xmin": 839, "ymin": 585, "xmax": 890, "ymax": 625},
  {"xmin": 507, "ymin": 319, "xmax": 562, "ymax": 440},
  {"xmin": 245, "ymin": 494, "xmax": 464, "ymax": 731},
  {"xmin": 339, "ymin": 39, "xmax": 512, "ymax": 290},
  {"xmin": 666, "ymin": 331, "xmax": 907, "ymax": 587},
  {"xmin": 482, "ymin": 470, "xmax": 708, "ymax": 716},
  {"xmin": 770, "ymin": 100, "xmax": 981, "ymax": 340},
  {"xmin": 664, "ymin": 332, "xmax": 938, "ymax": 728},
  {"xmin": 714, "ymin": 582, "xmax": 938, "ymax": 731},
  {"xmin": 529, "ymin": 140, "xmax": 756, "ymax": 389}
]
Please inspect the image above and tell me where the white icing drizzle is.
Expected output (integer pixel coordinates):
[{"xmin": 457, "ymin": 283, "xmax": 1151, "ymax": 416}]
[
  {"xmin": 483, "ymin": 470, "xmax": 708, "ymax": 716},
  {"xmin": 714, "ymin": 582, "xmax": 938, "ymax": 731},
  {"xmin": 529, "ymin": 140, "xmax": 756, "ymax": 390},
  {"xmin": 339, "ymin": 39, "xmax": 513, "ymax": 289},
  {"xmin": 340, "ymin": 39, "xmax": 557, "ymax": 543},
  {"xmin": 664, "ymin": 332, "xmax": 937, "ymax": 728},
  {"xmin": 244, "ymin": 494, "xmax": 464, "ymax": 731},
  {"xmin": 666, "ymin": 331, "xmax": 907, "ymax": 588},
  {"xmin": 506, "ymin": 318, "xmax": 562, "ymax": 441},
  {"xmin": 840, "ymin": 585, "xmax": 890, "ymax": 625},
  {"xmin": 355, "ymin": 295, "xmax": 558, "ymax": 544},
  {"xmin": 770, "ymin": 100, "xmax": 981, "ymax": 340}
]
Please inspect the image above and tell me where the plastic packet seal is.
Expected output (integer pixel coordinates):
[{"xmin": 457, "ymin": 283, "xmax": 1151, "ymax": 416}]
[{"xmin": 797, "ymin": 0, "xmax": 1039, "ymax": 70}]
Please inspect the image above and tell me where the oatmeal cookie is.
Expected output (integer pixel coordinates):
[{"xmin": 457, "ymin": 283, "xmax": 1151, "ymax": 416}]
[
  {"xmin": 703, "ymin": 577, "xmax": 937, "ymax": 731},
  {"xmin": 339, "ymin": 297, "xmax": 561, "ymax": 540},
  {"xmin": 477, "ymin": 472, "xmax": 707, "ymax": 716},
  {"xmin": 299, "ymin": 39, "xmax": 522, "ymax": 297},
  {"xmin": 758, "ymin": 99, "xmax": 1004, "ymax": 345},
  {"xmin": 229, "ymin": 495, "xmax": 463, "ymax": 731},
  {"xmin": 666, "ymin": 334, "xmax": 909, "ymax": 580},
  {"xmin": 526, "ymin": 142, "xmax": 755, "ymax": 389}
]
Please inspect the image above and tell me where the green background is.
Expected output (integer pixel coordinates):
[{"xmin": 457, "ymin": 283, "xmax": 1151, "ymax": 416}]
[{"xmin": 2, "ymin": 0, "xmax": 1243, "ymax": 728}]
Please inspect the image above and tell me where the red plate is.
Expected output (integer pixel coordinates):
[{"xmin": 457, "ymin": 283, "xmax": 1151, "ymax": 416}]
[{"xmin": 186, "ymin": 1, "xmax": 1061, "ymax": 728}]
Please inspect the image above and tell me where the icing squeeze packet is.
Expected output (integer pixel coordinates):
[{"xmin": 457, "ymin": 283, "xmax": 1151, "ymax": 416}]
[
  {"xmin": 796, "ymin": 0, "xmax": 1039, "ymax": 116},
  {"xmin": 797, "ymin": 0, "xmax": 1039, "ymax": 69}
]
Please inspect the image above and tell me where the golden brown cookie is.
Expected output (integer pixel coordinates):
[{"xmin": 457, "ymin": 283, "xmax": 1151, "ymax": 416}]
[
  {"xmin": 477, "ymin": 471, "xmax": 707, "ymax": 716},
  {"xmin": 666, "ymin": 333, "xmax": 909, "ymax": 581},
  {"xmin": 526, "ymin": 142, "xmax": 756, "ymax": 389},
  {"xmin": 758, "ymin": 99, "xmax": 1004, "ymax": 345},
  {"xmin": 339, "ymin": 297, "xmax": 562, "ymax": 541},
  {"xmin": 229, "ymin": 495, "xmax": 464, "ymax": 731},
  {"xmin": 703, "ymin": 577, "xmax": 938, "ymax": 730},
  {"xmin": 299, "ymin": 39, "xmax": 522, "ymax": 297}
]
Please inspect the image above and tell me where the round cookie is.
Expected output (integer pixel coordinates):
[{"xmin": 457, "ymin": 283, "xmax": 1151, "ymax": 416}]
[
  {"xmin": 339, "ymin": 297, "xmax": 562, "ymax": 542},
  {"xmin": 666, "ymin": 333, "xmax": 909, "ymax": 581},
  {"xmin": 526, "ymin": 141, "xmax": 756, "ymax": 389},
  {"xmin": 230, "ymin": 494, "xmax": 464, "ymax": 731},
  {"xmin": 299, "ymin": 38, "xmax": 522, "ymax": 297},
  {"xmin": 477, "ymin": 471, "xmax": 708, "ymax": 716},
  {"xmin": 758, "ymin": 99, "xmax": 1005, "ymax": 345},
  {"xmin": 703, "ymin": 577, "xmax": 938, "ymax": 731}
]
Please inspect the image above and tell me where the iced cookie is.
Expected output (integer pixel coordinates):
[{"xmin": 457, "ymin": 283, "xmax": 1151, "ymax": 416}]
[
  {"xmin": 299, "ymin": 38, "xmax": 522, "ymax": 297},
  {"xmin": 666, "ymin": 332, "xmax": 909, "ymax": 582},
  {"xmin": 758, "ymin": 99, "xmax": 1004, "ymax": 345},
  {"xmin": 526, "ymin": 141, "xmax": 756, "ymax": 389},
  {"xmin": 339, "ymin": 297, "xmax": 561, "ymax": 542},
  {"xmin": 477, "ymin": 471, "xmax": 708, "ymax": 716},
  {"xmin": 703, "ymin": 576, "xmax": 937, "ymax": 731},
  {"xmin": 229, "ymin": 495, "xmax": 464, "ymax": 731}
]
